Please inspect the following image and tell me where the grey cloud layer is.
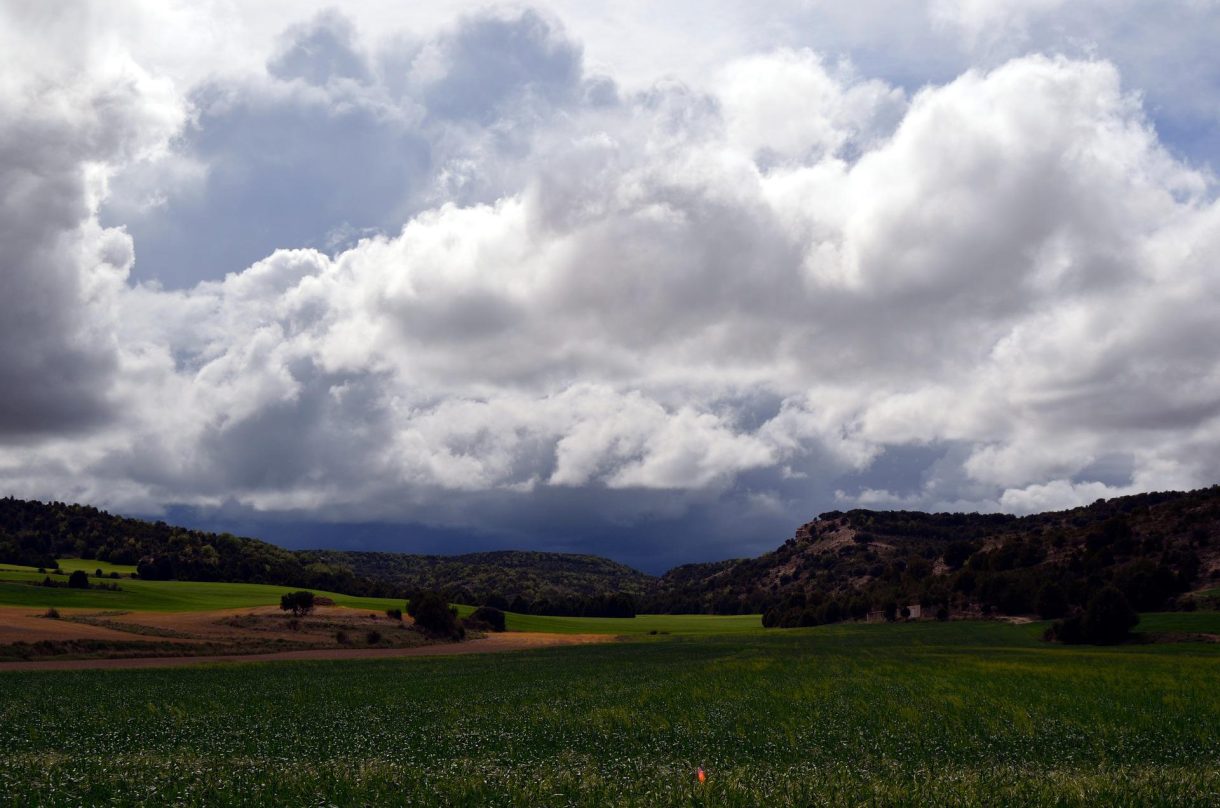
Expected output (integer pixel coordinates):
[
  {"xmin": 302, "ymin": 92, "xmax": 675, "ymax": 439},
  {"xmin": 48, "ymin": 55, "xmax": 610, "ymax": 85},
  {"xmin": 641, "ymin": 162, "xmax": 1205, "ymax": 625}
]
[{"xmin": 2, "ymin": 3, "xmax": 1220, "ymax": 559}]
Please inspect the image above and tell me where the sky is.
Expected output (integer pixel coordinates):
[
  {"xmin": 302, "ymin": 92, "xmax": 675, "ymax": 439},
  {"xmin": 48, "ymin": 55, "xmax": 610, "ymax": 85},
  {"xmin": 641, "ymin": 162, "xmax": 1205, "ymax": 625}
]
[{"xmin": 2, "ymin": 1, "xmax": 1220, "ymax": 572}]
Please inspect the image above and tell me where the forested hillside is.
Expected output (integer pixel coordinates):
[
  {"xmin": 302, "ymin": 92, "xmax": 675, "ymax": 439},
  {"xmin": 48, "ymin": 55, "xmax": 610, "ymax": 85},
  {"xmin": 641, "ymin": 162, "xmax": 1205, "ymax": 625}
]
[
  {"xmin": 301, "ymin": 549, "xmax": 656, "ymax": 615},
  {"xmin": 0, "ymin": 498, "xmax": 393, "ymax": 597},
  {"xmin": 645, "ymin": 487, "xmax": 1220, "ymax": 622},
  {"xmin": 0, "ymin": 498, "xmax": 654, "ymax": 612}
]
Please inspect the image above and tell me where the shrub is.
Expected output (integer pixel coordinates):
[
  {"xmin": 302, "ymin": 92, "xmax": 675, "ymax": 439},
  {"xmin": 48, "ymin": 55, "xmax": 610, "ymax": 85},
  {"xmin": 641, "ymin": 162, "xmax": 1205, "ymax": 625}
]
[
  {"xmin": 94, "ymin": 568, "xmax": 103, "ymax": 577},
  {"xmin": 280, "ymin": 591, "xmax": 315, "ymax": 617},
  {"xmin": 385, "ymin": 608, "xmax": 403, "ymax": 621},
  {"xmin": 366, "ymin": 630, "xmax": 382, "ymax": 645},
  {"xmin": 407, "ymin": 590, "xmax": 464, "ymax": 640},
  {"xmin": 469, "ymin": 606, "xmax": 506, "ymax": 632},
  {"xmin": 1036, "ymin": 582, "xmax": 1069, "ymax": 619},
  {"xmin": 43, "ymin": 608, "xmax": 60, "ymax": 619},
  {"xmin": 136, "ymin": 555, "xmax": 174, "ymax": 580},
  {"xmin": 67, "ymin": 570, "xmax": 89, "ymax": 589},
  {"xmin": 335, "ymin": 630, "xmax": 350, "ymax": 645},
  {"xmin": 1045, "ymin": 616, "xmax": 1085, "ymax": 645},
  {"xmin": 108, "ymin": 571, "xmax": 119, "ymax": 579},
  {"xmin": 1082, "ymin": 587, "xmax": 1139, "ymax": 645},
  {"xmin": 935, "ymin": 606, "xmax": 949, "ymax": 621}
]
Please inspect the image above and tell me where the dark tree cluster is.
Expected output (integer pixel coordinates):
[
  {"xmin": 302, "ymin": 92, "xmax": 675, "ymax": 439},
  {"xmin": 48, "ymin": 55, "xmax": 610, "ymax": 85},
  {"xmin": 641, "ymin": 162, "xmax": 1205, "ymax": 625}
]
[
  {"xmin": 279, "ymin": 591, "xmax": 316, "ymax": 617},
  {"xmin": 1045, "ymin": 587, "xmax": 1140, "ymax": 645},
  {"xmin": 482, "ymin": 591, "xmax": 637, "ymax": 618},
  {"xmin": 407, "ymin": 590, "xmax": 464, "ymax": 640},
  {"xmin": 465, "ymin": 606, "xmax": 507, "ymax": 632}
]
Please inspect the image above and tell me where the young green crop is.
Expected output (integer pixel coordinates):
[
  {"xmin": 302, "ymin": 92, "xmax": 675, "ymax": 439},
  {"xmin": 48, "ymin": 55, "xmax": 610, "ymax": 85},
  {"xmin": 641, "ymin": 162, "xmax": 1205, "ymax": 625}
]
[{"xmin": 0, "ymin": 620, "xmax": 1217, "ymax": 806}]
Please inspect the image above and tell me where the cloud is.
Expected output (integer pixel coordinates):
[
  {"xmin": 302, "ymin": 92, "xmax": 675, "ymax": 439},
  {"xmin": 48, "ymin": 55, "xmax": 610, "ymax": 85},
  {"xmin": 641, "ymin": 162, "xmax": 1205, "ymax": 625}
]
[
  {"xmin": 3, "ymin": 4, "xmax": 1220, "ymax": 561},
  {"xmin": 0, "ymin": 6, "xmax": 185, "ymax": 435}
]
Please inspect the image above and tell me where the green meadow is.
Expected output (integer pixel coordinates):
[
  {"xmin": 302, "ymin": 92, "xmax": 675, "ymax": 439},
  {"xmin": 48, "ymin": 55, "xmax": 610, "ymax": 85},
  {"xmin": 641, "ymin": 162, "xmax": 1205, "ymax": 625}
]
[
  {"xmin": 1, "ymin": 618, "xmax": 1218, "ymax": 806},
  {"xmin": 52, "ymin": 558, "xmax": 138, "ymax": 576},
  {"xmin": 0, "ymin": 564, "xmax": 762, "ymax": 633},
  {"xmin": 0, "ymin": 567, "xmax": 410, "ymax": 613}
]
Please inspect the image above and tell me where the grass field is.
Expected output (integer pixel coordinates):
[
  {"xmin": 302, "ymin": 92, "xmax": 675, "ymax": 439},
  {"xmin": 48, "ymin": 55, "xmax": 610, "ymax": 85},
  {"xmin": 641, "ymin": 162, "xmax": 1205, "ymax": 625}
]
[
  {"xmin": 0, "ymin": 569, "xmax": 413, "ymax": 613},
  {"xmin": 0, "ymin": 619, "xmax": 1215, "ymax": 806},
  {"xmin": 0, "ymin": 569, "xmax": 762, "ymax": 633},
  {"xmin": 54, "ymin": 558, "xmax": 138, "ymax": 576},
  {"xmin": 504, "ymin": 611, "xmax": 762, "ymax": 634}
]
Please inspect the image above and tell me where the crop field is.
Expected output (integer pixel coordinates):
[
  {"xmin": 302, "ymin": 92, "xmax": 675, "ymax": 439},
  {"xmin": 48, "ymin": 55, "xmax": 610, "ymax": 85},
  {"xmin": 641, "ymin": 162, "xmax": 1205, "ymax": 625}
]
[{"xmin": 0, "ymin": 618, "xmax": 1217, "ymax": 806}]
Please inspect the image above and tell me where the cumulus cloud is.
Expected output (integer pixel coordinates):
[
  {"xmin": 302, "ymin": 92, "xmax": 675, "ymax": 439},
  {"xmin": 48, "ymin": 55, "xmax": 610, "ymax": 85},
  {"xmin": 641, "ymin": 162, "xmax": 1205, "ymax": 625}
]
[
  {"xmin": 3, "ymin": 3, "xmax": 1220, "ymax": 563},
  {"xmin": 0, "ymin": 4, "xmax": 185, "ymax": 434}
]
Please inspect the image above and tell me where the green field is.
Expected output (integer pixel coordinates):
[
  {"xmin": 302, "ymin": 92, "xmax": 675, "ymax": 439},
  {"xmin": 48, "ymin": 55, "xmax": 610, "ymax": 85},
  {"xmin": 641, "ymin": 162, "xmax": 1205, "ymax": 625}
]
[
  {"xmin": 504, "ymin": 611, "xmax": 762, "ymax": 634},
  {"xmin": 0, "ymin": 619, "xmax": 1218, "ymax": 806},
  {"xmin": 0, "ymin": 569, "xmax": 411, "ymax": 613},
  {"xmin": 54, "ymin": 557, "xmax": 138, "ymax": 576},
  {"xmin": 0, "ymin": 569, "xmax": 760, "ymax": 633}
]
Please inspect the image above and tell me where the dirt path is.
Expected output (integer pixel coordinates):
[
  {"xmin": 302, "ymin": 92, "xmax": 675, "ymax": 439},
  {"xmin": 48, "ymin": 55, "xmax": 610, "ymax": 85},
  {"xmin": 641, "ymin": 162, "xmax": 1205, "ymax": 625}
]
[{"xmin": 0, "ymin": 631, "xmax": 612, "ymax": 672}]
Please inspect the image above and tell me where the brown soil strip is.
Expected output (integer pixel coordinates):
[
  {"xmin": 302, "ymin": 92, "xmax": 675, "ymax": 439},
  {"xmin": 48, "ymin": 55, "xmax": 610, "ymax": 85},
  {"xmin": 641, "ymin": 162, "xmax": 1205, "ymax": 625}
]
[
  {"xmin": 0, "ymin": 631, "xmax": 612, "ymax": 672},
  {"xmin": 0, "ymin": 607, "xmax": 150, "ymax": 644}
]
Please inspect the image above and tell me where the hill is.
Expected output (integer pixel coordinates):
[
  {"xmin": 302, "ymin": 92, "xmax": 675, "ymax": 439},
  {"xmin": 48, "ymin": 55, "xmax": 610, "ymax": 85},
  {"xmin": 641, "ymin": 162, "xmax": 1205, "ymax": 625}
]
[
  {"xmin": 0, "ymin": 498, "xmax": 655, "ymax": 612},
  {"xmin": 301, "ymin": 549, "xmax": 656, "ymax": 611},
  {"xmin": 0, "ymin": 497, "xmax": 393, "ymax": 597},
  {"xmin": 644, "ymin": 486, "xmax": 1220, "ymax": 622}
]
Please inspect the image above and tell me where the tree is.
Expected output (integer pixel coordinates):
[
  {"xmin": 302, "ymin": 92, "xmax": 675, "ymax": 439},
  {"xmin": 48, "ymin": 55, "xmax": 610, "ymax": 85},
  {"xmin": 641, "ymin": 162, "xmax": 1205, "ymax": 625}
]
[
  {"xmin": 408, "ymin": 590, "xmax": 464, "ymax": 639},
  {"xmin": 468, "ymin": 606, "xmax": 506, "ymax": 632},
  {"xmin": 1036, "ymin": 582, "xmax": 1069, "ymax": 620},
  {"xmin": 280, "ymin": 590, "xmax": 315, "ymax": 617},
  {"xmin": 1081, "ymin": 587, "xmax": 1139, "ymax": 645},
  {"xmin": 67, "ymin": 570, "xmax": 89, "ymax": 589}
]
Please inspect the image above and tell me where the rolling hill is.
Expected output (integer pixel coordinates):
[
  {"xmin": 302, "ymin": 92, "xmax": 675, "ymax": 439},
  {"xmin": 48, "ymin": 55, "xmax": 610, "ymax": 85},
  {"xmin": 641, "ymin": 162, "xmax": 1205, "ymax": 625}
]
[
  {"xmin": 644, "ymin": 486, "xmax": 1220, "ymax": 621},
  {"xmin": 300, "ymin": 548, "xmax": 656, "ymax": 610}
]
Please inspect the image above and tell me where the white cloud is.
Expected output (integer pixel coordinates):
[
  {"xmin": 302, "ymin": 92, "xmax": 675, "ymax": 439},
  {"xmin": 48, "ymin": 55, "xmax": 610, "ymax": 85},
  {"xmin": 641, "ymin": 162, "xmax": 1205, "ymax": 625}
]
[{"xmin": 2, "ymin": 4, "xmax": 1220, "ymax": 557}]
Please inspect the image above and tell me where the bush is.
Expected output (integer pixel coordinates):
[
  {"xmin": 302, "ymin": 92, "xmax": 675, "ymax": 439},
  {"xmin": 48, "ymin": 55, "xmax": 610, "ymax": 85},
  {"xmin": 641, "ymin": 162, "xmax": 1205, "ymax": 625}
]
[
  {"xmin": 385, "ymin": 608, "xmax": 402, "ymax": 621},
  {"xmin": 67, "ymin": 570, "xmax": 89, "ymax": 589},
  {"xmin": 335, "ymin": 630, "xmax": 350, "ymax": 645},
  {"xmin": 43, "ymin": 608, "xmax": 60, "ymax": 619},
  {"xmin": 469, "ymin": 606, "xmax": 506, "ymax": 632},
  {"xmin": 407, "ymin": 590, "xmax": 464, "ymax": 640},
  {"xmin": 1036, "ymin": 582, "xmax": 1069, "ymax": 619},
  {"xmin": 279, "ymin": 591, "xmax": 315, "ymax": 617},
  {"xmin": 1045, "ymin": 615, "xmax": 1085, "ymax": 644},
  {"xmin": 1082, "ymin": 587, "xmax": 1139, "ymax": 645},
  {"xmin": 366, "ymin": 630, "xmax": 382, "ymax": 645}
]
